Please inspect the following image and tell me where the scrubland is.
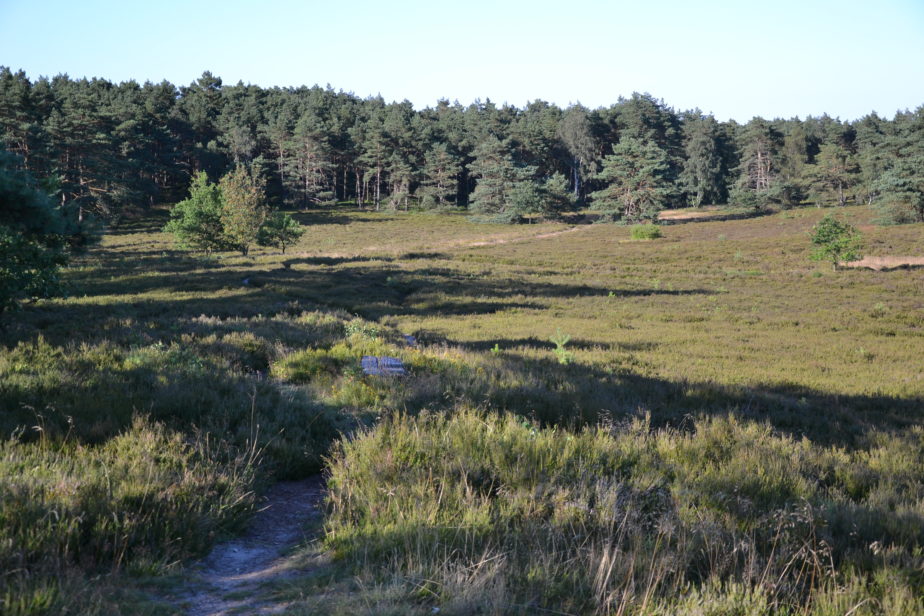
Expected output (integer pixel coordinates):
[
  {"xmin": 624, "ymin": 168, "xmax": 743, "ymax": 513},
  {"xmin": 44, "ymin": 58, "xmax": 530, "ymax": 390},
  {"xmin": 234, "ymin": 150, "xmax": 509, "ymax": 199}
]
[{"xmin": 2, "ymin": 205, "xmax": 922, "ymax": 615}]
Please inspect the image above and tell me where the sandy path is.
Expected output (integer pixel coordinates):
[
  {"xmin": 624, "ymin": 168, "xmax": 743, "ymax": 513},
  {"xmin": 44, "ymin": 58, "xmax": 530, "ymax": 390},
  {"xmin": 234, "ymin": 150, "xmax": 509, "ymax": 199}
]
[
  {"xmin": 842, "ymin": 256, "xmax": 924, "ymax": 271},
  {"xmin": 297, "ymin": 224, "xmax": 588, "ymax": 261},
  {"xmin": 181, "ymin": 477, "xmax": 325, "ymax": 616},
  {"xmin": 462, "ymin": 225, "xmax": 584, "ymax": 247}
]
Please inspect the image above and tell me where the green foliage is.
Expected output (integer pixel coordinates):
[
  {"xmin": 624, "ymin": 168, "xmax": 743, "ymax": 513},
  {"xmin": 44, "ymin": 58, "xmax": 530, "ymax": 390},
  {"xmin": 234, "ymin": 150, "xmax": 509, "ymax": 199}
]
[
  {"xmin": 219, "ymin": 165, "xmax": 269, "ymax": 255},
  {"xmin": 257, "ymin": 211, "xmax": 304, "ymax": 253},
  {"xmin": 630, "ymin": 223, "xmax": 663, "ymax": 240},
  {"xmin": 468, "ymin": 136, "xmax": 564, "ymax": 223},
  {"xmin": 809, "ymin": 213, "xmax": 863, "ymax": 269},
  {"xmin": 805, "ymin": 142, "xmax": 860, "ymax": 207},
  {"xmin": 163, "ymin": 171, "xmax": 228, "ymax": 253},
  {"xmin": 166, "ymin": 168, "xmax": 275, "ymax": 256},
  {"xmin": 0, "ymin": 152, "xmax": 69, "ymax": 314},
  {"xmin": 680, "ymin": 113, "xmax": 725, "ymax": 207},
  {"xmin": 418, "ymin": 143, "xmax": 461, "ymax": 209},
  {"xmin": 590, "ymin": 137, "xmax": 671, "ymax": 222},
  {"xmin": 549, "ymin": 328, "xmax": 574, "ymax": 364},
  {"xmin": 731, "ymin": 118, "xmax": 784, "ymax": 210},
  {"xmin": 557, "ymin": 105, "xmax": 597, "ymax": 200},
  {"xmin": 872, "ymin": 155, "xmax": 924, "ymax": 224}
]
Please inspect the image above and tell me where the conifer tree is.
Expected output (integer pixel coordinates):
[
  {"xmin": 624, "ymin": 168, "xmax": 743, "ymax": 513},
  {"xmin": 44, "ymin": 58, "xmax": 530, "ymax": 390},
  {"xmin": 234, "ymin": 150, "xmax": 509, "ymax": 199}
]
[
  {"xmin": 0, "ymin": 151, "xmax": 71, "ymax": 314},
  {"xmin": 680, "ymin": 113, "xmax": 723, "ymax": 207},
  {"xmin": 419, "ymin": 143, "xmax": 462, "ymax": 209},
  {"xmin": 557, "ymin": 105, "xmax": 596, "ymax": 200},
  {"xmin": 805, "ymin": 143, "xmax": 859, "ymax": 207},
  {"xmin": 288, "ymin": 113, "xmax": 334, "ymax": 206},
  {"xmin": 257, "ymin": 211, "xmax": 304, "ymax": 253},
  {"xmin": 590, "ymin": 137, "xmax": 671, "ymax": 222},
  {"xmin": 219, "ymin": 165, "xmax": 268, "ymax": 255},
  {"xmin": 730, "ymin": 118, "xmax": 784, "ymax": 210},
  {"xmin": 468, "ymin": 136, "xmax": 561, "ymax": 222}
]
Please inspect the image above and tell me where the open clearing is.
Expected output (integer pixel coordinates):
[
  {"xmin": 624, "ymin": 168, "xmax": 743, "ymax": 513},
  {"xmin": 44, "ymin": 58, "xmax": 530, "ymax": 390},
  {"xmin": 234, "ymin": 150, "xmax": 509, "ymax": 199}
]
[{"xmin": 4, "ymin": 204, "xmax": 924, "ymax": 615}]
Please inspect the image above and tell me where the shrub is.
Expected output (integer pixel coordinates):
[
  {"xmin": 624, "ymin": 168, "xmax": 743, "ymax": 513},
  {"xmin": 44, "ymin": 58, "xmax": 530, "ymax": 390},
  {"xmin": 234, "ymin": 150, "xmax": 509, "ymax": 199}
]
[{"xmin": 630, "ymin": 223, "xmax": 663, "ymax": 240}]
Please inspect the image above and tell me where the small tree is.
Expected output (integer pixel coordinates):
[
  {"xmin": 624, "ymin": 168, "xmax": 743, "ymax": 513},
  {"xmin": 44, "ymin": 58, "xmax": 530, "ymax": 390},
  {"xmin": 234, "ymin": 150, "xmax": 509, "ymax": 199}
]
[
  {"xmin": 809, "ymin": 214, "xmax": 863, "ymax": 270},
  {"xmin": 164, "ymin": 172, "xmax": 229, "ymax": 254},
  {"xmin": 258, "ymin": 212, "xmax": 304, "ymax": 254},
  {"xmin": 219, "ymin": 165, "xmax": 269, "ymax": 256}
]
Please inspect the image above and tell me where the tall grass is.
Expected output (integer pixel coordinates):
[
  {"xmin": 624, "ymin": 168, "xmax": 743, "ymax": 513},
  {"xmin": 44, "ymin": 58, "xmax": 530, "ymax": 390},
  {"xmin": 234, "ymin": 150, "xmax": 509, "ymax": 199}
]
[
  {"xmin": 324, "ymin": 410, "xmax": 924, "ymax": 614},
  {"xmin": 1, "ymin": 417, "xmax": 258, "ymax": 615}
]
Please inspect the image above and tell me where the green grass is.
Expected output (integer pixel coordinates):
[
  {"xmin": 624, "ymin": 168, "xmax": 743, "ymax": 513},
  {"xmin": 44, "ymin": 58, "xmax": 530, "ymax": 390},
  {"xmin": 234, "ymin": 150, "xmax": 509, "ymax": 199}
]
[
  {"xmin": 322, "ymin": 410, "xmax": 924, "ymax": 614},
  {"xmin": 2, "ymin": 204, "xmax": 923, "ymax": 613}
]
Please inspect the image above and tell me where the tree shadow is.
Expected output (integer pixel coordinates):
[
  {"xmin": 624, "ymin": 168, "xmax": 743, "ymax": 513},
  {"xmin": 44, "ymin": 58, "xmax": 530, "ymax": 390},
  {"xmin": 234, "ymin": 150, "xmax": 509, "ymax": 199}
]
[
  {"xmin": 460, "ymin": 336, "xmax": 617, "ymax": 352},
  {"xmin": 423, "ymin": 340, "xmax": 924, "ymax": 451},
  {"xmin": 658, "ymin": 208, "xmax": 774, "ymax": 225}
]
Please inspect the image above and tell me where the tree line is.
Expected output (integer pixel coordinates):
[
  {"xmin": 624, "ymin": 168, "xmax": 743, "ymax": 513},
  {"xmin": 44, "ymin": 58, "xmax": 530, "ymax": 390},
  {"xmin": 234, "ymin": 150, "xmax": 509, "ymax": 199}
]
[{"xmin": 1, "ymin": 67, "xmax": 922, "ymax": 225}]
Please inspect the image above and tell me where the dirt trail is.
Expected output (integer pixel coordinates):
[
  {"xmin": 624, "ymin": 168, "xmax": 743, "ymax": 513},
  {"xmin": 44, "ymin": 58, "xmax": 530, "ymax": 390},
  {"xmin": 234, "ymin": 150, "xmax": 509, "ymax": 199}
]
[
  {"xmin": 842, "ymin": 256, "xmax": 924, "ymax": 271},
  {"xmin": 299, "ymin": 224, "xmax": 589, "ymax": 261},
  {"xmin": 181, "ymin": 477, "xmax": 325, "ymax": 616},
  {"xmin": 461, "ymin": 225, "xmax": 585, "ymax": 247}
]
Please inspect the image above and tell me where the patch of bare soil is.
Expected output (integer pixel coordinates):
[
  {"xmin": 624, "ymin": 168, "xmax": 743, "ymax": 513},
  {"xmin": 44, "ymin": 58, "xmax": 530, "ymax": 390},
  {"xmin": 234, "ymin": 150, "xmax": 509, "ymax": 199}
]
[
  {"xmin": 180, "ymin": 477, "xmax": 324, "ymax": 616},
  {"xmin": 842, "ymin": 256, "xmax": 924, "ymax": 271},
  {"xmin": 658, "ymin": 208, "xmax": 725, "ymax": 221}
]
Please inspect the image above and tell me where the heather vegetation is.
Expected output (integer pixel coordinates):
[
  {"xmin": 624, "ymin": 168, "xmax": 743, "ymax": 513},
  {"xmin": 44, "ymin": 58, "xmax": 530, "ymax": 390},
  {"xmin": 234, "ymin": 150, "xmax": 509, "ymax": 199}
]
[
  {"xmin": 1, "ymin": 67, "xmax": 924, "ymax": 615},
  {"xmin": 0, "ymin": 202, "xmax": 921, "ymax": 614}
]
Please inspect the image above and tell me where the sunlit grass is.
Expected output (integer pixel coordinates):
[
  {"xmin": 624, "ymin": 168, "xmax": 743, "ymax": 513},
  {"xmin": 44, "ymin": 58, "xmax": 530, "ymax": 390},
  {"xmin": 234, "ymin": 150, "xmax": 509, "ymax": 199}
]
[{"xmin": 2, "ymin": 203, "xmax": 922, "ymax": 613}]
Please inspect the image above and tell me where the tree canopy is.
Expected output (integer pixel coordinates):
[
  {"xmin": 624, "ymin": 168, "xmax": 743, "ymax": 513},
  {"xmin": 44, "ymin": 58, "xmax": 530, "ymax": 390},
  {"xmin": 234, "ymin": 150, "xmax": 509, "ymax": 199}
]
[{"xmin": 1, "ymin": 67, "xmax": 922, "ymax": 225}]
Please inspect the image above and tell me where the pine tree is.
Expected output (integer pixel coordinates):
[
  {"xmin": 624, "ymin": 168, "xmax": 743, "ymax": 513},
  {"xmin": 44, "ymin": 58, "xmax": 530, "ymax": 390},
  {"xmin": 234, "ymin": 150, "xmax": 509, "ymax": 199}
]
[
  {"xmin": 0, "ymin": 152, "xmax": 70, "ymax": 313},
  {"xmin": 468, "ymin": 136, "xmax": 559, "ymax": 222},
  {"xmin": 590, "ymin": 137, "xmax": 671, "ymax": 222},
  {"xmin": 257, "ymin": 211, "xmax": 304, "ymax": 253},
  {"xmin": 419, "ymin": 143, "xmax": 462, "ymax": 209},
  {"xmin": 287, "ymin": 113, "xmax": 334, "ymax": 206},
  {"xmin": 805, "ymin": 143, "xmax": 859, "ymax": 207},
  {"xmin": 557, "ymin": 105, "xmax": 596, "ymax": 200},
  {"xmin": 680, "ymin": 113, "xmax": 723, "ymax": 207},
  {"xmin": 219, "ymin": 165, "xmax": 268, "ymax": 255},
  {"xmin": 870, "ymin": 107, "xmax": 924, "ymax": 223},
  {"xmin": 730, "ymin": 118, "xmax": 783, "ymax": 210}
]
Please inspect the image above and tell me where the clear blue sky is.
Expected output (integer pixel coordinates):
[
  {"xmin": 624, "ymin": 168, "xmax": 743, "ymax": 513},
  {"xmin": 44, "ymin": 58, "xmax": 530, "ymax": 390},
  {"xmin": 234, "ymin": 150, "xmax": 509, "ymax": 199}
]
[{"xmin": 1, "ymin": 0, "xmax": 923, "ymax": 122}]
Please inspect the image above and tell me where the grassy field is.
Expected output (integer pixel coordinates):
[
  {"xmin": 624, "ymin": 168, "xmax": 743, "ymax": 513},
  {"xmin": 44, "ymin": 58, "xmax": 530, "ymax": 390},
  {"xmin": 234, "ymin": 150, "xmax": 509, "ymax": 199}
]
[{"xmin": 2, "ymin": 205, "xmax": 923, "ymax": 614}]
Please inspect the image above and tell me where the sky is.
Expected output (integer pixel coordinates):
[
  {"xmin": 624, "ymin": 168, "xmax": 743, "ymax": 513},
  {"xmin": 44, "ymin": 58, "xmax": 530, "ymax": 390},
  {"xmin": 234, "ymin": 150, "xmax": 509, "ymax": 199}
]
[{"xmin": 1, "ymin": 0, "xmax": 923, "ymax": 122}]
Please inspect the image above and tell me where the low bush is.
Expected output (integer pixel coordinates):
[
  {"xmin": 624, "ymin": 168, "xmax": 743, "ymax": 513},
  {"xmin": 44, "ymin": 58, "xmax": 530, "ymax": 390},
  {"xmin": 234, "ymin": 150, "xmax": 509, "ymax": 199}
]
[{"xmin": 630, "ymin": 223, "xmax": 663, "ymax": 240}]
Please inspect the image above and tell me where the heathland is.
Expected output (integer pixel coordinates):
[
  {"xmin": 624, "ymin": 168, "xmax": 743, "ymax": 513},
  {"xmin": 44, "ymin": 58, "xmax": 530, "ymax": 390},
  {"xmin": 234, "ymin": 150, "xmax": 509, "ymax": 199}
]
[{"xmin": 2, "ymin": 203, "xmax": 923, "ymax": 615}]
